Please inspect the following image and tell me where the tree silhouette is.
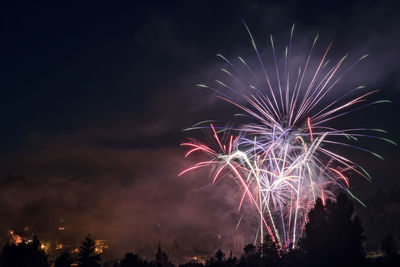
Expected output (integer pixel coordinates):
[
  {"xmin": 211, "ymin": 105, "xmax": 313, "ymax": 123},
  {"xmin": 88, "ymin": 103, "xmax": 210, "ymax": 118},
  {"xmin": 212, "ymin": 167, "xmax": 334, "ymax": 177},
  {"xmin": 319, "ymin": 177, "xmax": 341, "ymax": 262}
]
[
  {"xmin": 117, "ymin": 252, "xmax": 148, "ymax": 267},
  {"xmin": 300, "ymin": 198, "xmax": 328, "ymax": 256},
  {"xmin": 382, "ymin": 233, "xmax": 398, "ymax": 257},
  {"xmin": 215, "ymin": 249, "xmax": 225, "ymax": 262},
  {"xmin": 378, "ymin": 233, "xmax": 400, "ymax": 267},
  {"xmin": 54, "ymin": 251, "xmax": 73, "ymax": 267},
  {"xmin": 0, "ymin": 235, "xmax": 49, "ymax": 267},
  {"xmin": 257, "ymin": 234, "xmax": 279, "ymax": 266},
  {"xmin": 206, "ymin": 249, "xmax": 226, "ymax": 267},
  {"xmin": 280, "ymin": 248, "xmax": 304, "ymax": 267},
  {"xmin": 243, "ymin": 244, "xmax": 256, "ymax": 257},
  {"xmin": 300, "ymin": 194, "xmax": 365, "ymax": 266},
  {"xmin": 77, "ymin": 234, "xmax": 102, "ymax": 267},
  {"xmin": 239, "ymin": 243, "xmax": 259, "ymax": 267},
  {"xmin": 225, "ymin": 251, "xmax": 237, "ymax": 266}
]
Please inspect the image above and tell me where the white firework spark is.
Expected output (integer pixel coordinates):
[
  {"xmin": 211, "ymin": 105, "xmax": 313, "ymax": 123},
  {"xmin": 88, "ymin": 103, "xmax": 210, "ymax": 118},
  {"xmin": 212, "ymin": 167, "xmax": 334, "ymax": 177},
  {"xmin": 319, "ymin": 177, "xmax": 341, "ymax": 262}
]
[{"xmin": 179, "ymin": 23, "xmax": 393, "ymax": 251}]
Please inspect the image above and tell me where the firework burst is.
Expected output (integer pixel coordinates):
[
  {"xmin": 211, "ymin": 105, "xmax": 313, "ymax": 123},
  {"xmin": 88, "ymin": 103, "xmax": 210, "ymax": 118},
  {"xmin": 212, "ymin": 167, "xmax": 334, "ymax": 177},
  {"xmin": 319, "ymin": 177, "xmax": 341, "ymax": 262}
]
[{"xmin": 179, "ymin": 23, "xmax": 393, "ymax": 251}]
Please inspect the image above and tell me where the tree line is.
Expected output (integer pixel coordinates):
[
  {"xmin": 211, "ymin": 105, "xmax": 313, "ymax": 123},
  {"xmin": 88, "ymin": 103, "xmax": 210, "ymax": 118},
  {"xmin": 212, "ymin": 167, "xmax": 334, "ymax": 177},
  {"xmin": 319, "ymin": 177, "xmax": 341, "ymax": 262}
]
[{"xmin": 0, "ymin": 194, "xmax": 398, "ymax": 267}]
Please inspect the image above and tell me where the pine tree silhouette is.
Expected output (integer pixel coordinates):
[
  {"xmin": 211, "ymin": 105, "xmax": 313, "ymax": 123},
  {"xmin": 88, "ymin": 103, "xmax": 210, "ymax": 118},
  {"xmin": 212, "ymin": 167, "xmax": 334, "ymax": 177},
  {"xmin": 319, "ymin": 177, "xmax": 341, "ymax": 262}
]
[
  {"xmin": 300, "ymin": 194, "xmax": 365, "ymax": 266},
  {"xmin": 77, "ymin": 234, "xmax": 102, "ymax": 267}
]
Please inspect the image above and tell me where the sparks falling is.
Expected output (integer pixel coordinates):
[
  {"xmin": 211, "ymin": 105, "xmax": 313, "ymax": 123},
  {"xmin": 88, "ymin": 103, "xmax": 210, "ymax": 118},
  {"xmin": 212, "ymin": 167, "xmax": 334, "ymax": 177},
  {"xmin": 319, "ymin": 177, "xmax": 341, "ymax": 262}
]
[{"xmin": 179, "ymin": 23, "xmax": 393, "ymax": 251}]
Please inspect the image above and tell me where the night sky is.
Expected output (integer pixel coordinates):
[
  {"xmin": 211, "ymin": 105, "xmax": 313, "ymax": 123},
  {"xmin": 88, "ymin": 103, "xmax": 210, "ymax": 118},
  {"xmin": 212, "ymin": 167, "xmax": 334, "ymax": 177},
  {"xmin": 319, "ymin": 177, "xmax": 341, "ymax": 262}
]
[{"xmin": 0, "ymin": 0, "xmax": 399, "ymax": 261}]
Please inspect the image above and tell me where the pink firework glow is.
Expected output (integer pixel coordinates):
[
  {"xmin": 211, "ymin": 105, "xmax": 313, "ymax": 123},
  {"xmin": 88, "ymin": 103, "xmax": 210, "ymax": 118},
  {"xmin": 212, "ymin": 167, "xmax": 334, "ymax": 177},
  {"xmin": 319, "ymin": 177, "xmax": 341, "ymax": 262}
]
[{"xmin": 179, "ymin": 24, "xmax": 393, "ymax": 251}]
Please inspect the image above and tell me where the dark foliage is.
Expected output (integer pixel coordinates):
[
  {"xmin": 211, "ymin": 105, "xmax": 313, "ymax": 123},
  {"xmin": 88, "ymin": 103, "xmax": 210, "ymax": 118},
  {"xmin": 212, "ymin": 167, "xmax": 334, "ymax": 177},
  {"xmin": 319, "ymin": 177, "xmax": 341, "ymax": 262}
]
[
  {"xmin": 0, "ymin": 236, "xmax": 49, "ymax": 267},
  {"xmin": 239, "ymin": 243, "xmax": 258, "ymax": 267},
  {"xmin": 300, "ymin": 194, "xmax": 365, "ymax": 266},
  {"xmin": 382, "ymin": 234, "xmax": 397, "ymax": 257},
  {"xmin": 54, "ymin": 251, "xmax": 73, "ymax": 267},
  {"xmin": 207, "ymin": 249, "xmax": 237, "ymax": 267},
  {"xmin": 257, "ymin": 234, "xmax": 279, "ymax": 265},
  {"xmin": 358, "ymin": 189, "xmax": 400, "ymax": 251},
  {"xmin": 370, "ymin": 233, "xmax": 400, "ymax": 267},
  {"xmin": 114, "ymin": 253, "xmax": 148, "ymax": 267},
  {"xmin": 78, "ymin": 234, "xmax": 102, "ymax": 267},
  {"xmin": 280, "ymin": 248, "xmax": 304, "ymax": 267},
  {"xmin": 242, "ymin": 244, "xmax": 255, "ymax": 257}
]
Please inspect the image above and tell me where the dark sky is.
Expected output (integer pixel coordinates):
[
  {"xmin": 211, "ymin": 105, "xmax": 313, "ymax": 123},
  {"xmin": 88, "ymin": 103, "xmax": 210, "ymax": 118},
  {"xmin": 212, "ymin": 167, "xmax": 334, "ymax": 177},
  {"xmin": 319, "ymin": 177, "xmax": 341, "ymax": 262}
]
[{"xmin": 0, "ymin": 0, "xmax": 399, "ymax": 261}]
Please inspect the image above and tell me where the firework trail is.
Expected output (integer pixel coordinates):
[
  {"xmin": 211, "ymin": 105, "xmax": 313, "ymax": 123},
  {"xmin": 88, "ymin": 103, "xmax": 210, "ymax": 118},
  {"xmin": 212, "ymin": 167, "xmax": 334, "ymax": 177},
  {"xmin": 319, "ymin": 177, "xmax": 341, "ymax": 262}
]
[{"xmin": 179, "ymin": 23, "xmax": 393, "ymax": 251}]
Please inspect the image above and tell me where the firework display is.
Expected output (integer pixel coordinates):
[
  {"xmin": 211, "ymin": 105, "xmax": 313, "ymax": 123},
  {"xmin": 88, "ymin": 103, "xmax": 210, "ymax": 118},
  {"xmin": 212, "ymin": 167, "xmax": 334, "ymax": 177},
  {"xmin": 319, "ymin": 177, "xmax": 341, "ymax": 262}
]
[{"xmin": 179, "ymin": 24, "xmax": 392, "ymax": 251}]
